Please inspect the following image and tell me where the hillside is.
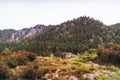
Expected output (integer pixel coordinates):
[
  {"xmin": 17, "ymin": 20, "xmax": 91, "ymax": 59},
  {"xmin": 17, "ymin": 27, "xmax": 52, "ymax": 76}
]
[
  {"xmin": 110, "ymin": 23, "xmax": 120, "ymax": 28},
  {"xmin": 8, "ymin": 16, "xmax": 119, "ymax": 56},
  {"xmin": 0, "ymin": 16, "xmax": 120, "ymax": 56}
]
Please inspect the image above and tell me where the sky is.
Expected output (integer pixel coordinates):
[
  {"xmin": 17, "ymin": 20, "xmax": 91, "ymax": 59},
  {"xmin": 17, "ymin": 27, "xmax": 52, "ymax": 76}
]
[{"xmin": 0, "ymin": 0, "xmax": 120, "ymax": 30}]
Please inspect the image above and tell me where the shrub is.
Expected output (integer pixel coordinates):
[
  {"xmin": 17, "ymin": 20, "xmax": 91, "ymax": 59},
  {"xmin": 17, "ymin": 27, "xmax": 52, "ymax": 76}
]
[
  {"xmin": 97, "ymin": 45, "xmax": 120, "ymax": 64},
  {"xmin": 16, "ymin": 64, "xmax": 48, "ymax": 80},
  {"xmin": 14, "ymin": 50, "xmax": 37, "ymax": 66},
  {"xmin": 0, "ymin": 62, "xmax": 11, "ymax": 79},
  {"xmin": 6, "ymin": 56, "xmax": 17, "ymax": 68}
]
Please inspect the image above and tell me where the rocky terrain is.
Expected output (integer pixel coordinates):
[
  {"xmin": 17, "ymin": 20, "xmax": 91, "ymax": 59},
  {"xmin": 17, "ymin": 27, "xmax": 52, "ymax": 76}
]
[
  {"xmin": 0, "ymin": 50, "xmax": 120, "ymax": 80},
  {"xmin": 0, "ymin": 24, "xmax": 45, "ymax": 42}
]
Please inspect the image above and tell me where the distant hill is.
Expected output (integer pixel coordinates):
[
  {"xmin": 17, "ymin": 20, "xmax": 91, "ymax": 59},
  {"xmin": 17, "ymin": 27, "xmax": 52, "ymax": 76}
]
[
  {"xmin": 0, "ymin": 25, "xmax": 45, "ymax": 42},
  {"xmin": 0, "ymin": 29, "xmax": 16, "ymax": 42},
  {"xmin": 109, "ymin": 23, "xmax": 120, "ymax": 28},
  {"xmin": 9, "ymin": 24, "xmax": 45, "ymax": 42}
]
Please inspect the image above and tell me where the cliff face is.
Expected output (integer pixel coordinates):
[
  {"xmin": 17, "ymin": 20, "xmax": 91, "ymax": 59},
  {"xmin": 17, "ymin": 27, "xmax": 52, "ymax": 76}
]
[
  {"xmin": 9, "ymin": 24, "xmax": 45, "ymax": 42},
  {"xmin": 0, "ymin": 24, "xmax": 45, "ymax": 43},
  {"xmin": 0, "ymin": 29, "xmax": 16, "ymax": 43}
]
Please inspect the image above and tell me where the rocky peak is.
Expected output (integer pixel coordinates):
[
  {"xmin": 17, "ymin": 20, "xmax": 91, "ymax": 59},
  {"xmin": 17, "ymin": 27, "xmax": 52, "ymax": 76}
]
[{"xmin": 9, "ymin": 24, "xmax": 45, "ymax": 42}]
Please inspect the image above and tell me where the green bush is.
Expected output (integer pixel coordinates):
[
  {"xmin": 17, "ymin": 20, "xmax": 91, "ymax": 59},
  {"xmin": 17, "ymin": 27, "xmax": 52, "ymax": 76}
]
[{"xmin": 71, "ymin": 51, "xmax": 97, "ymax": 62}]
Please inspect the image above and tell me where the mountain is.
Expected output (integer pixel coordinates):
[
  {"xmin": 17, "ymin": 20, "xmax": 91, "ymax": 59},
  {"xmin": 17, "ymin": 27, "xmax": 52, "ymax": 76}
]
[
  {"xmin": 0, "ymin": 24, "xmax": 45, "ymax": 43},
  {"xmin": 9, "ymin": 24, "xmax": 45, "ymax": 42},
  {"xmin": 0, "ymin": 16, "xmax": 120, "ymax": 56},
  {"xmin": 109, "ymin": 23, "xmax": 120, "ymax": 40},
  {"xmin": 7, "ymin": 16, "xmax": 119, "ymax": 56},
  {"xmin": 109, "ymin": 23, "xmax": 120, "ymax": 28},
  {"xmin": 0, "ymin": 29, "xmax": 16, "ymax": 43}
]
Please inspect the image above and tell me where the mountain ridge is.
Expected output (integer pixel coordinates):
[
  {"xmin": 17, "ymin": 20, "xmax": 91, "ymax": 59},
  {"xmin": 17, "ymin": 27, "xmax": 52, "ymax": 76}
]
[
  {"xmin": 0, "ymin": 24, "xmax": 45, "ymax": 42},
  {"xmin": 0, "ymin": 16, "xmax": 119, "ymax": 43},
  {"xmin": 0, "ymin": 16, "xmax": 120, "ymax": 55}
]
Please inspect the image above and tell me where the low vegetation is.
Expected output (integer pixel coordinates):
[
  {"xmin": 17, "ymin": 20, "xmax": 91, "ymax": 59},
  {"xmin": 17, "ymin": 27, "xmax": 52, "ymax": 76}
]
[
  {"xmin": 71, "ymin": 51, "xmax": 97, "ymax": 62},
  {"xmin": 0, "ymin": 49, "xmax": 120, "ymax": 80},
  {"xmin": 97, "ymin": 45, "xmax": 120, "ymax": 64}
]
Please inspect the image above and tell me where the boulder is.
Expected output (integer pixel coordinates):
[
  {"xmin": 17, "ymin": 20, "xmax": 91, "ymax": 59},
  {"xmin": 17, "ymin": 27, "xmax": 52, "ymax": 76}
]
[
  {"xmin": 53, "ymin": 52, "xmax": 77, "ymax": 59},
  {"xmin": 62, "ymin": 52, "xmax": 77, "ymax": 59}
]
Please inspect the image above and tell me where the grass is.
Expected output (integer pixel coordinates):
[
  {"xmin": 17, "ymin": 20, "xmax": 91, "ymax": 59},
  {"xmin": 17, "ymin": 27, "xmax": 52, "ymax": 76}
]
[
  {"xmin": 71, "ymin": 52, "xmax": 97, "ymax": 62},
  {"xmin": 94, "ymin": 65, "xmax": 120, "ymax": 80},
  {"xmin": 103, "ymin": 66, "xmax": 120, "ymax": 80}
]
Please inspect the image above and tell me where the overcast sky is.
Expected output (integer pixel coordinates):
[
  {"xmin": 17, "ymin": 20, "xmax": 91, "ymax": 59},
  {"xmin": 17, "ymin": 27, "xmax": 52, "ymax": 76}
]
[{"xmin": 0, "ymin": 0, "xmax": 120, "ymax": 30}]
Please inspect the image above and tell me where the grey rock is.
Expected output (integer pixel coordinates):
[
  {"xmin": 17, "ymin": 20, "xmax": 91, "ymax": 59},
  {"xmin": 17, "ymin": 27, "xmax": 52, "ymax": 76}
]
[
  {"xmin": 54, "ymin": 52, "xmax": 77, "ymax": 59},
  {"xmin": 83, "ymin": 73, "xmax": 96, "ymax": 80},
  {"xmin": 9, "ymin": 24, "xmax": 45, "ymax": 42}
]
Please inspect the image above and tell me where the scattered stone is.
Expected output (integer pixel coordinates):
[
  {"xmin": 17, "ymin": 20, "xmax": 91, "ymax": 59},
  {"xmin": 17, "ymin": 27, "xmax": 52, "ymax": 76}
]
[
  {"xmin": 69, "ymin": 76, "xmax": 78, "ymax": 80},
  {"xmin": 45, "ymin": 73, "xmax": 51, "ymax": 79},
  {"xmin": 64, "ymin": 52, "xmax": 77, "ymax": 59},
  {"xmin": 50, "ymin": 53, "xmax": 54, "ymax": 57},
  {"xmin": 83, "ymin": 73, "xmax": 96, "ymax": 80},
  {"xmin": 54, "ymin": 52, "xmax": 77, "ymax": 59}
]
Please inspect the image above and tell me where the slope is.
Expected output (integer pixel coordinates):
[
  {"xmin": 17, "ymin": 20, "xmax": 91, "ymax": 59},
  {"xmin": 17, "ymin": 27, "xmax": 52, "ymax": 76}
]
[{"xmin": 10, "ymin": 16, "xmax": 120, "ymax": 56}]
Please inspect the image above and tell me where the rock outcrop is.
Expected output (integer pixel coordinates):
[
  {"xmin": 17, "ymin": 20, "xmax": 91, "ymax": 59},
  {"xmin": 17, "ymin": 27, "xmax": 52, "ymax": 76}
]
[
  {"xmin": 9, "ymin": 24, "xmax": 45, "ymax": 42},
  {"xmin": 53, "ymin": 52, "xmax": 77, "ymax": 59}
]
